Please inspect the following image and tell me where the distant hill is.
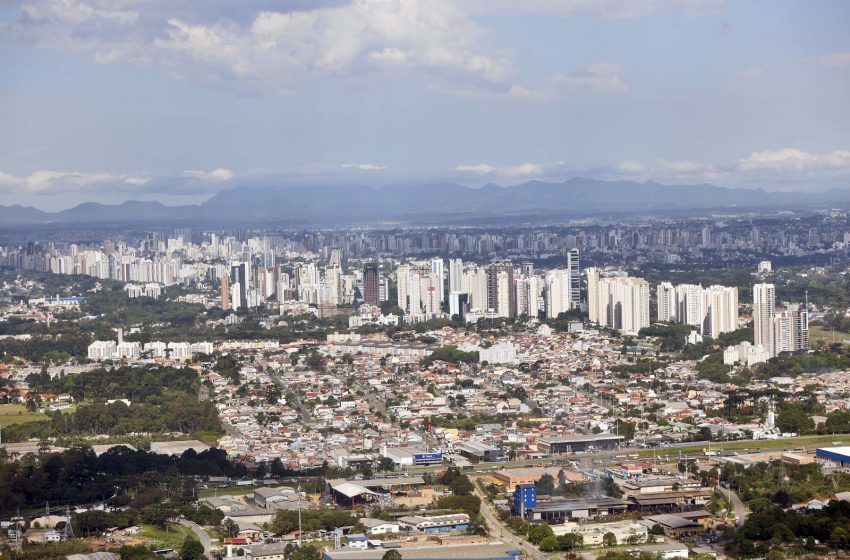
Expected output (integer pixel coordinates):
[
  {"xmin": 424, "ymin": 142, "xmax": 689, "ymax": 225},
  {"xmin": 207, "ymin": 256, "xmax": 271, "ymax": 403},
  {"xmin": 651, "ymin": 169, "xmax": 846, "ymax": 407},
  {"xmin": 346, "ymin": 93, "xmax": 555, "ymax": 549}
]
[{"xmin": 3, "ymin": 179, "xmax": 850, "ymax": 225}]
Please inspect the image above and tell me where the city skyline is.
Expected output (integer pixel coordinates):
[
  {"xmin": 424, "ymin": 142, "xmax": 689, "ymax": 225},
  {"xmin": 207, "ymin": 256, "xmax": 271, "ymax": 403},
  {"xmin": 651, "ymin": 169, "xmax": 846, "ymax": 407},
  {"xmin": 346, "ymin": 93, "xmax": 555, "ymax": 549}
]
[{"xmin": 1, "ymin": 0, "xmax": 849, "ymax": 210}]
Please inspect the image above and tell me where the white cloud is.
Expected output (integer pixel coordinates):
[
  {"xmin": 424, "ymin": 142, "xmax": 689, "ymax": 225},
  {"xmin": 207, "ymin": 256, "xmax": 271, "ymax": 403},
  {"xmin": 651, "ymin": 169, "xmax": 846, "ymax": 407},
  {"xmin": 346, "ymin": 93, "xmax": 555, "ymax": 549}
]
[
  {"xmin": 819, "ymin": 52, "xmax": 850, "ymax": 67},
  {"xmin": 4, "ymin": 0, "xmax": 512, "ymax": 96},
  {"xmin": 553, "ymin": 63, "xmax": 628, "ymax": 93},
  {"xmin": 464, "ymin": 0, "xmax": 724, "ymax": 19},
  {"xmin": 454, "ymin": 161, "xmax": 569, "ymax": 182},
  {"xmin": 738, "ymin": 148, "xmax": 850, "ymax": 175},
  {"xmin": 341, "ymin": 163, "xmax": 386, "ymax": 171},
  {"xmin": 182, "ymin": 167, "xmax": 234, "ymax": 181},
  {"xmin": 610, "ymin": 148, "xmax": 850, "ymax": 186},
  {"xmin": 0, "ymin": 170, "xmax": 149, "ymax": 193}
]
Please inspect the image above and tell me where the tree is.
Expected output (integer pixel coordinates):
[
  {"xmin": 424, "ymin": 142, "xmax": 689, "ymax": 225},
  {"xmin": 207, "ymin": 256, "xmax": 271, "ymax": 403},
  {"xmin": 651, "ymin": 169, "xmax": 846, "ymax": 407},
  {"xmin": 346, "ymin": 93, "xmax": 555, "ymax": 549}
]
[
  {"xmin": 382, "ymin": 550, "xmax": 402, "ymax": 560},
  {"xmin": 377, "ymin": 457, "xmax": 396, "ymax": 472},
  {"xmin": 223, "ymin": 518, "xmax": 239, "ymax": 538},
  {"xmin": 557, "ymin": 533, "xmax": 583, "ymax": 550},
  {"xmin": 536, "ymin": 474, "xmax": 555, "ymax": 496},
  {"xmin": 539, "ymin": 535, "xmax": 559, "ymax": 552},
  {"xmin": 179, "ymin": 537, "xmax": 205, "ymax": 560},
  {"xmin": 602, "ymin": 532, "xmax": 617, "ymax": 547},
  {"xmin": 527, "ymin": 524, "xmax": 554, "ymax": 544}
]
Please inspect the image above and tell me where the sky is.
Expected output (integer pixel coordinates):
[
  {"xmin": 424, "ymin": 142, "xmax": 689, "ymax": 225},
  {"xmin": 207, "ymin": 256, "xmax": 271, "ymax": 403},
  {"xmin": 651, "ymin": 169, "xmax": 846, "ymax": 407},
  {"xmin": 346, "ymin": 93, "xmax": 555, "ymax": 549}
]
[{"xmin": 0, "ymin": 0, "xmax": 849, "ymax": 211}]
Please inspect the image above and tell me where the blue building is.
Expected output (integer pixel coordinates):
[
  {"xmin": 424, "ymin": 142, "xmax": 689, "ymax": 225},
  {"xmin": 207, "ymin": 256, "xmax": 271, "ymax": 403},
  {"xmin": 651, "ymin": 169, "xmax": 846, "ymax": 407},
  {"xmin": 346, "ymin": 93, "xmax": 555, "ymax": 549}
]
[
  {"xmin": 816, "ymin": 446, "xmax": 850, "ymax": 466},
  {"xmin": 512, "ymin": 484, "xmax": 537, "ymax": 517}
]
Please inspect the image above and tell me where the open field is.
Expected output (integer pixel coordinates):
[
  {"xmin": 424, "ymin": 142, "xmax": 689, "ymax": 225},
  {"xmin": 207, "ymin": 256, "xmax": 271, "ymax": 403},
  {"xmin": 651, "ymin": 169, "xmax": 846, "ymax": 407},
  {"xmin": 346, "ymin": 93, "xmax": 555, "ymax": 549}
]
[
  {"xmin": 810, "ymin": 325, "xmax": 850, "ymax": 345},
  {"xmin": 137, "ymin": 523, "xmax": 194, "ymax": 550},
  {"xmin": 0, "ymin": 403, "xmax": 49, "ymax": 426},
  {"xmin": 197, "ymin": 485, "xmax": 259, "ymax": 498}
]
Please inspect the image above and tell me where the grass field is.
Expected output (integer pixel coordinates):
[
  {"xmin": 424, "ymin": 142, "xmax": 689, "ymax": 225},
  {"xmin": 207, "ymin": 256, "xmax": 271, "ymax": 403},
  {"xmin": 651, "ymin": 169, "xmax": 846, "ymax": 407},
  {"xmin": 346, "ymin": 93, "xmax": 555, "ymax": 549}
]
[
  {"xmin": 810, "ymin": 325, "xmax": 850, "ymax": 345},
  {"xmin": 0, "ymin": 404, "xmax": 49, "ymax": 426},
  {"xmin": 197, "ymin": 485, "xmax": 258, "ymax": 498},
  {"xmin": 138, "ymin": 523, "xmax": 194, "ymax": 550}
]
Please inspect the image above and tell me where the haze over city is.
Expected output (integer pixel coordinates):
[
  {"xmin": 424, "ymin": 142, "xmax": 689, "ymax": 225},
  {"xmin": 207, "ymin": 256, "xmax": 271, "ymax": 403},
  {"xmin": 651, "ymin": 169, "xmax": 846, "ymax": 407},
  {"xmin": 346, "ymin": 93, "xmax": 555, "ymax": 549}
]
[{"xmin": 0, "ymin": 0, "xmax": 849, "ymax": 210}]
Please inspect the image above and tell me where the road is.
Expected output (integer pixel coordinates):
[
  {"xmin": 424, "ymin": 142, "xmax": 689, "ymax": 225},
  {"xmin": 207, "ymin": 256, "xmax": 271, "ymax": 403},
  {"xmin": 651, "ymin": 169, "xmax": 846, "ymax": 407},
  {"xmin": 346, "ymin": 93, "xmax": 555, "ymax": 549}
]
[
  {"xmin": 179, "ymin": 518, "xmax": 214, "ymax": 558},
  {"xmin": 718, "ymin": 485, "xmax": 748, "ymax": 524},
  {"xmin": 472, "ymin": 478, "xmax": 548, "ymax": 560}
]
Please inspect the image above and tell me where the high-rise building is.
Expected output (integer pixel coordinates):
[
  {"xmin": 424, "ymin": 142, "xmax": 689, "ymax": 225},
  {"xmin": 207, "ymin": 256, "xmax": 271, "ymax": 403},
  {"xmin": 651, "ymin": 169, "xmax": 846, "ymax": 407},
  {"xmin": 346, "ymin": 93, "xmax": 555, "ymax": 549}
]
[
  {"xmin": 449, "ymin": 258, "xmax": 464, "ymax": 293},
  {"xmin": 449, "ymin": 292, "xmax": 469, "ymax": 319},
  {"xmin": 487, "ymin": 261, "xmax": 515, "ymax": 318},
  {"xmin": 587, "ymin": 267, "xmax": 601, "ymax": 324},
  {"xmin": 657, "ymin": 282, "xmax": 738, "ymax": 337},
  {"xmin": 396, "ymin": 264, "xmax": 411, "ymax": 312},
  {"xmin": 702, "ymin": 285, "xmax": 739, "ymax": 337},
  {"xmin": 220, "ymin": 275, "xmax": 230, "ymax": 310},
  {"xmin": 753, "ymin": 283, "xmax": 776, "ymax": 355},
  {"xmin": 586, "ymin": 268, "xmax": 649, "ymax": 334},
  {"xmin": 545, "ymin": 269, "xmax": 571, "ymax": 319},
  {"xmin": 230, "ymin": 263, "xmax": 248, "ymax": 310},
  {"xmin": 657, "ymin": 282, "xmax": 676, "ymax": 322},
  {"xmin": 430, "ymin": 258, "xmax": 445, "ymax": 303},
  {"xmin": 363, "ymin": 263, "xmax": 379, "ymax": 306},
  {"xmin": 772, "ymin": 304, "xmax": 809, "ymax": 355},
  {"xmin": 567, "ymin": 249, "xmax": 581, "ymax": 308}
]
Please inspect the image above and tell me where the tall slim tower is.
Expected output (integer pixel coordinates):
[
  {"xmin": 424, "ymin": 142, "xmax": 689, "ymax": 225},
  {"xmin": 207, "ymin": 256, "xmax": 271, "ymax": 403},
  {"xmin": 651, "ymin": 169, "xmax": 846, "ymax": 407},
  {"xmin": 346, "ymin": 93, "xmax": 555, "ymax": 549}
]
[
  {"xmin": 448, "ymin": 258, "xmax": 464, "ymax": 293},
  {"xmin": 363, "ymin": 263, "xmax": 379, "ymax": 306},
  {"xmin": 753, "ymin": 283, "xmax": 776, "ymax": 355},
  {"xmin": 567, "ymin": 248, "xmax": 581, "ymax": 308},
  {"xmin": 220, "ymin": 275, "xmax": 230, "ymax": 310}
]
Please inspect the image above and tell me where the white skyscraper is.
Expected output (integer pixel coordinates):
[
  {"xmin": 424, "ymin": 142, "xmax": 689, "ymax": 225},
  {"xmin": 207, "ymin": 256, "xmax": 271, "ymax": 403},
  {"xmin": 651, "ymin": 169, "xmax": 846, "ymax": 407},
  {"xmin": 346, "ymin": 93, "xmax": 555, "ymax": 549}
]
[
  {"xmin": 449, "ymin": 258, "xmax": 464, "ymax": 293},
  {"xmin": 545, "ymin": 269, "xmax": 571, "ymax": 319},
  {"xmin": 657, "ymin": 282, "xmax": 677, "ymax": 322},
  {"xmin": 566, "ymin": 249, "xmax": 581, "ymax": 308},
  {"xmin": 397, "ymin": 265, "xmax": 410, "ymax": 311},
  {"xmin": 587, "ymin": 267, "xmax": 601, "ymax": 324},
  {"xmin": 772, "ymin": 304, "xmax": 809, "ymax": 355},
  {"xmin": 430, "ymin": 258, "xmax": 445, "ymax": 303},
  {"xmin": 702, "ymin": 285, "xmax": 739, "ymax": 337},
  {"xmin": 753, "ymin": 283, "xmax": 776, "ymax": 355},
  {"xmin": 586, "ymin": 268, "xmax": 650, "ymax": 334}
]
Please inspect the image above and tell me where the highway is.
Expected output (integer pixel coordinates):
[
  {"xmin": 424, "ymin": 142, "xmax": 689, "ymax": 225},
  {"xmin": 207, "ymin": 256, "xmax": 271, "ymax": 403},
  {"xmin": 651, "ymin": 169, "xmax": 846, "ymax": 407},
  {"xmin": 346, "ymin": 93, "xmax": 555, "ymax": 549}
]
[{"xmin": 179, "ymin": 518, "xmax": 215, "ymax": 558}]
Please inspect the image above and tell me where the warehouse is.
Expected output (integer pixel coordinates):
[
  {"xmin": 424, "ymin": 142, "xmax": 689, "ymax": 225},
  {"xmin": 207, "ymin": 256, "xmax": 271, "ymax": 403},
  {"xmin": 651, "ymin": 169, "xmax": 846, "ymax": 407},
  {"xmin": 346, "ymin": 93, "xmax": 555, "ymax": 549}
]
[
  {"xmin": 322, "ymin": 543, "xmax": 521, "ymax": 560},
  {"xmin": 522, "ymin": 497, "xmax": 629, "ymax": 521},
  {"xmin": 537, "ymin": 434, "xmax": 623, "ymax": 455},
  {"xmin": 493, "ymin": 467, "xmax": 587, "ymax": 491},
  {"xmin": 455, "ymin": 441, "xmax": 504, "ymax": 463},
  {"xmin": 398, "ymin": 513, "xmax": 470, "ymax": 532},
  {"xmin": 816, "ymin": 446, "xmax": 850, "ymax": 466}
]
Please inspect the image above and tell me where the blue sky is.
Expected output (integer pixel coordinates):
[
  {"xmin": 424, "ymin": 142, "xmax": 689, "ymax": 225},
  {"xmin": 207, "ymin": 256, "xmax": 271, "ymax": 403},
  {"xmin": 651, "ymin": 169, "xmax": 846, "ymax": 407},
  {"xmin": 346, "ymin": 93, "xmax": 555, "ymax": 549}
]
[{"xmin": 0, "ymin": 0, "xmax": 849, "ymax": 210}]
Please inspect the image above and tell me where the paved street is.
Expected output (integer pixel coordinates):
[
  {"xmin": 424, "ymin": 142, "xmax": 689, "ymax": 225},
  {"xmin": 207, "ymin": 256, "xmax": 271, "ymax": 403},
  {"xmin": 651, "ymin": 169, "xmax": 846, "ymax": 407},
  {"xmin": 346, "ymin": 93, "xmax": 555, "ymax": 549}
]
[
  {"xmin": 179, "ymin": 518, "xmax": 215, "ymax": 558},
  {"xmin": 472, "ymin": 478, "xmax": 548, "ymax": 560},
  {"xmin": 717, "ymin": 485, "xmax": 748, "ymax": 525}
]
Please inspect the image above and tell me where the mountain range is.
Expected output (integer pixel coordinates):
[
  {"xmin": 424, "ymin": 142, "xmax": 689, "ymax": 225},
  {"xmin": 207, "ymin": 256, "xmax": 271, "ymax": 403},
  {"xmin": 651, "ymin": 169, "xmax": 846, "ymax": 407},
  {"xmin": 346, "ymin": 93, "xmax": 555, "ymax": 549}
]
[{"xmin": 2, "ymin": 178, "xmax": 849, "ymax": 226}]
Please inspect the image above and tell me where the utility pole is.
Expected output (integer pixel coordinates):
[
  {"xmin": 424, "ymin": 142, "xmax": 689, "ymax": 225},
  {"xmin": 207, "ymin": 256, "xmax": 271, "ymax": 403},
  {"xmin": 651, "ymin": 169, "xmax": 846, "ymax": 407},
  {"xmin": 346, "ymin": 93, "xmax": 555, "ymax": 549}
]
[{"xmin": 298, "ymin": 484, "xmax": 302, "ymax": 547}]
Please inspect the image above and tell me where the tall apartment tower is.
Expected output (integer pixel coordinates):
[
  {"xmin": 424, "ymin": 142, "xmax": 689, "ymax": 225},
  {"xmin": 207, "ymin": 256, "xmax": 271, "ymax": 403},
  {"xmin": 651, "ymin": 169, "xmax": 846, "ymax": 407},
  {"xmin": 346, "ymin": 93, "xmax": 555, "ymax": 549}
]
[
  {"xmin": 430, "ymin": 258, "xmax": 445, "ymax": 303},
  {"xmin": 586, "ymin": 267, "xmax": 601, "ymax": 324},
  {"xmin": 753, "ymin": 283, "xmax": 776, "ymax": 354},
  {"xmin": 586, "ymin": 268, "xmax": 649, "ymax": 334},
  {"xmin": 567, "ymin": 248, "xmax": 581, "ymax": 308},
  {"xmin": 230, "ymin": 263, "xmax": 248, "ymax": 310},
  {"xmin": 363, "ymin": 263, "xmax": 379, "ymax": 306},
  {"xmin": 657, "ymin": 282, "xmax": 676, "ymax": 322},
  {"xmin": 487, "ymin": 261, "xmax": 516, "ymax": 318},
  {"xmin": 772, "ymin": 304, "xmax": 809, "ymax": 355},
  {"xmin": 449, "ymin": 258, "xmax": 464, "ymax": 293},
  {"xmin": 220, "ymin": 275, "xmax": 231, "ymax": 310}
]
